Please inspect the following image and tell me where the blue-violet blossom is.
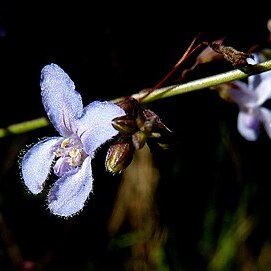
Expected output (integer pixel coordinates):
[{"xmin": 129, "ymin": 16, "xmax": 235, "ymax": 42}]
[
  {"xmin": 20, "ymin": 63, "xmax": 125, "ymax": 217},
  {"xmin": 226, "ymin": 54, "xmax": 271, "ymax": 141}
]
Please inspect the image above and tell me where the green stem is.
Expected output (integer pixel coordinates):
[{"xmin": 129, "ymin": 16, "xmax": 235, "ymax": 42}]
[
  {"xmin": 122, "ymin": 59, "xmax": 271, "ymax": 103},
  {"xmin": 1, "ymin": 59, "xmax": 271, "ymax": 138},
  {"xmin": 0, "ymin": 117, "xmax": 49, "ymax": 138}
]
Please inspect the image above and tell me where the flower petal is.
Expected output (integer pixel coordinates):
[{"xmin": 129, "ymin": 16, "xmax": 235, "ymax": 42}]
[
  {"xmin": 228, "ymin": 81, "xmax": 257, "ymax": 108},
  {"xmin": 237, "ymin": 110, "xmax": 260, "ymax": 141},
  {"xmin": 247, "ymin": 53, "xmax": 261, "ymax": 91},
  {"xmin": 248, "ymin": 73, "xmax": 262, "ymax": 92},
  {"xmin": 21, "ymin": 137, "xmax": 61, "ymax": 194},
  {"xmin": 40, "ymin": 63, "xmax": 83, "ymax": 136},
  {"xmin": 259, "ymin": 107, "xmax": 271, "ymax": 139},
  {"xmin": 47, "ymin": 156, "xmax": 93, "ymax": 217},
  {"xmin": 247, "ymin": 52, "xmax": 271, "ymax": 103},
  {"xmin": 254, "ymin": 72, "xmax": 271, "ymax": 106},
  {"xmin": 77, "ymin": 101, "xmax": 125, "ymax": 155}
]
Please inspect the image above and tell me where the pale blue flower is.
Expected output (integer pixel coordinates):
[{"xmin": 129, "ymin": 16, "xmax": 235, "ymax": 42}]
[
  {"xmin": 21, "ymin": 63, "xmax": 125, "ymax": 217},
  {"xmin": 227, "ymin": 54, "xmax": 271, "ymax": 141}
]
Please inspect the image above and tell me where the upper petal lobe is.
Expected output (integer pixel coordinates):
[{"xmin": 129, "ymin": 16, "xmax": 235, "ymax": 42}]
[{"xmin": 41, "ymin": 63, "xmax": 83, "ymax": 136}]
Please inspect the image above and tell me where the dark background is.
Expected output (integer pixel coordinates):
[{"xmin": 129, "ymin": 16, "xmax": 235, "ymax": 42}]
[{"xmin": 1, "ymin": 2, "xmax": 271, "ymax": 271}]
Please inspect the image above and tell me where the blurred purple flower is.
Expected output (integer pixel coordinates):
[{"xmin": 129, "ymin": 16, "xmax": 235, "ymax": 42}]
[
  {"xmin": 227, "ymin": 54, "xmax": 271, "ymax": 141},
  {"xmin": 21, "ymin": 63, "xmax": 125, "ymax": 217}
]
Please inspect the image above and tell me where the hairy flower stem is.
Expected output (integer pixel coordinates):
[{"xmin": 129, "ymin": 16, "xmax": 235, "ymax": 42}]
[{"xmin": 1, "ymin": 59, "xmax": 271, "ymax": 138}]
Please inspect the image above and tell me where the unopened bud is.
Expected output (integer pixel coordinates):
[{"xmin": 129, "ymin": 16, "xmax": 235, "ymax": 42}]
[
  {"xmin": 112, "ymin": 115, "xmax": 138, "ymax": 135},
  {"xmin": 143, "ymin": 109, "xmax": 171, "ymax": 132},
  {"xmin": 150, "ymin": 132, "xmax": 161, "ymax": 138},
  {"xmin": 132, "ymin": 131, "xmax": 147, "ymax": 150},
  {"xmin": 140, "ymin": 120, "xmax": 154, "ymax": 135},
  {"xmin": 105, "ymin": 137, "xmax": 135, "ymax": 173},
  {"xmin": 116, "ymin": 97, "xmax": 140, "ymax": 115}
]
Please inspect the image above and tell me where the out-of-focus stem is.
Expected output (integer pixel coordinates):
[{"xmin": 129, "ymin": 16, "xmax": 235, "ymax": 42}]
[{"xmin": 0, "ymin": 117, "xmax": 49, "ymax": 138}]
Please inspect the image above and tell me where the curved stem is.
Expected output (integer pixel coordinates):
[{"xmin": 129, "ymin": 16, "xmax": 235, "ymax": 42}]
[{"xmin": 1, "ymin": 59, "xmax": 271, "ymax": 138}]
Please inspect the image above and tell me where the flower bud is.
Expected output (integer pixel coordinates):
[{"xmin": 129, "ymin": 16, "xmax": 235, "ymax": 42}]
[
  {"xmin": 143, "ymin": 109, "xmax": 171, "ymax": 131},
  {"xmin": 112, "ymin": 115, "xmax": 138, "ymax": 135},
  {"xmin": 115, "ymin": 97, "xmax": 140, "ymax": 115},
  {"xmin": 105, "ymin": 137, "xmax": 135, "ymax": 173},
  {"xmin": 132, "ymin": 131, "xmax": 147, "ymax": 150},
  {"xmin": 140, "ymin": 120, "xmax": 154, "ymax": 135}
]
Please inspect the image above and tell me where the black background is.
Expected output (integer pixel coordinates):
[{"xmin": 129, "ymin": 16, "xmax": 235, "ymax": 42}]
[{"xmin": 1, "ymin": 2, "xmax": 271, "ymax": 271}]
